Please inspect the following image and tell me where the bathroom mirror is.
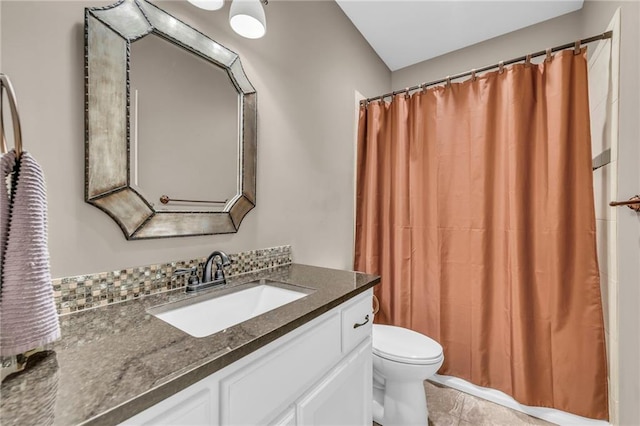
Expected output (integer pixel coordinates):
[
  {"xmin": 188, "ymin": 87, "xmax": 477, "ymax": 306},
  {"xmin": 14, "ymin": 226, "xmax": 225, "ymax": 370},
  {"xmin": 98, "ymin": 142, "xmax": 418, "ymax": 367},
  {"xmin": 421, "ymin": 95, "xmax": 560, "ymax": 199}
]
[{"xmin": 85, "ymin": 0, "xmax": 256, "ymax": 239}]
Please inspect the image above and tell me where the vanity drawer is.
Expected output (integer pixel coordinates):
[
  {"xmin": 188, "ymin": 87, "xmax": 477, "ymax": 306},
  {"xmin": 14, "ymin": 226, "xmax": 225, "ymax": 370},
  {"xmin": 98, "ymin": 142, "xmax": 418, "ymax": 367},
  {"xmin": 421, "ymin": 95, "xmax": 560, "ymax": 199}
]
[
  {"xmin": 341, "ymin": 289, "xmax": 373, "ymax": 354},
  {"xmin": 220, "ymin": 311, "xmax": 341, "ymax": 425}
]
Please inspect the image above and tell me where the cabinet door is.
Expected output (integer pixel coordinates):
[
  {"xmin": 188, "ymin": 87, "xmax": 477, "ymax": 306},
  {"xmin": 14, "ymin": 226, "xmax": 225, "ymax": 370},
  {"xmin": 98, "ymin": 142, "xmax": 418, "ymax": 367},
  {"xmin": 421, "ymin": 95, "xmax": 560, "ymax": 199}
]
[
  {"xmin": 219, "ymin": 312, "xmax": 342, "ymax": 425},
  {"xmin": 270, "ymin": 407, "xmax": 296, "ymax": 426},
  {"xmin": 121, "ymin": 385, "xmax": 216, "ymax": 426},
  {"xmin": 297, "ymin": 339, "xmax": 372, "ymax": 426}
]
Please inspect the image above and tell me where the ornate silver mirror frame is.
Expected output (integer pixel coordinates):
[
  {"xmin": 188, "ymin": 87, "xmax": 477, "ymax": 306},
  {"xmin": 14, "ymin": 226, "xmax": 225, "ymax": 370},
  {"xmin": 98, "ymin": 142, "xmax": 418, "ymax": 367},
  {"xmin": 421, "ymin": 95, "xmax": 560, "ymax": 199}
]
[{"xmin": 84, "ymin": 0, "xmax": 256, "ymax": 240}]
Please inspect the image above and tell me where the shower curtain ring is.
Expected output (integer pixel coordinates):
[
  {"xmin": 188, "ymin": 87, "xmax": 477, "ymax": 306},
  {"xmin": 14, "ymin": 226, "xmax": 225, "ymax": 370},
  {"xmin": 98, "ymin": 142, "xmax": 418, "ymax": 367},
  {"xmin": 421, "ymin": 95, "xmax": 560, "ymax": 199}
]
[
  {"xmin": 498, "ymin": 61, "xmax": 504, "ymax": 74},
  {"xmin": 546, "ymin": 48, "xmax": 552, "ymax": 62}
]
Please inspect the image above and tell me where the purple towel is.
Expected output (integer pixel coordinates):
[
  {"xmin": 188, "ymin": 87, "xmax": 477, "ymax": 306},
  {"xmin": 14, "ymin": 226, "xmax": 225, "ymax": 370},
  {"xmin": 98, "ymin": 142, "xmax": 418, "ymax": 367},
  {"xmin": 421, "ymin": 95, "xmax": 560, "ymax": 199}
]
[{"xmin": 1, "ymin": 151, "xmax": 60, "ymax": 356}]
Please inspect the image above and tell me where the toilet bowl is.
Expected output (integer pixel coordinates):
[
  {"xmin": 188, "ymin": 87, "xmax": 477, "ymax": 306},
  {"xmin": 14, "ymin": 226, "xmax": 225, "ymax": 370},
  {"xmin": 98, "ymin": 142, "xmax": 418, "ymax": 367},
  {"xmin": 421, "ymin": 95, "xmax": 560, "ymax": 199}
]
[{"xmin": 372, "ymin": 324, "xmax": 444, "ymax": 426}]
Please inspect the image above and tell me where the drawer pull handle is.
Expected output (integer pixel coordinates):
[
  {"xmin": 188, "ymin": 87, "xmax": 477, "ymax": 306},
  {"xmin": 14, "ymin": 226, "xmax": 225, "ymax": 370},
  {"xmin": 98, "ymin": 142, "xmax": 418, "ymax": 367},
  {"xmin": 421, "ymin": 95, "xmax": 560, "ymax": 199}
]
[{"xmin": 353, "ymin": 315, "xmax": 370, "ymax": 329}]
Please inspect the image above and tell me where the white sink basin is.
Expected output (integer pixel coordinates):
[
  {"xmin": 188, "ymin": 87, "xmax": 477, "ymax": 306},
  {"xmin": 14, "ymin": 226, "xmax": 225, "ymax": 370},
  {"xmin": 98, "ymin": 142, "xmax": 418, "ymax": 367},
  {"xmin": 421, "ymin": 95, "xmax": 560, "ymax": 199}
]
[{"xmin": 149, "ymin": 280, "xmax": 313, "ymax": 338}]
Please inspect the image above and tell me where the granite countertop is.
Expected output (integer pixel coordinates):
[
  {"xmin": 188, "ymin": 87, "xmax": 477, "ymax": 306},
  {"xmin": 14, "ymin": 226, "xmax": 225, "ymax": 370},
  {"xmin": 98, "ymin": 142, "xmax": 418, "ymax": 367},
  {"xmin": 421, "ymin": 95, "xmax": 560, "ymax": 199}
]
[{"xmin": 0, "ymin": 264, "xmax": 379, "ymax": 426}]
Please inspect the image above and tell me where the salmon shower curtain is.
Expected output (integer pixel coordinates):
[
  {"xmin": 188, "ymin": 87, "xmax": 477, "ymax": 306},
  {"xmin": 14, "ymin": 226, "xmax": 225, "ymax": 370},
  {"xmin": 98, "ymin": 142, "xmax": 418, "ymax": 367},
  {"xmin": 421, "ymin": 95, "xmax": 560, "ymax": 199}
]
[{"xmin": 354, "ymin": 49, "xmax": 608, "ymax": 419}]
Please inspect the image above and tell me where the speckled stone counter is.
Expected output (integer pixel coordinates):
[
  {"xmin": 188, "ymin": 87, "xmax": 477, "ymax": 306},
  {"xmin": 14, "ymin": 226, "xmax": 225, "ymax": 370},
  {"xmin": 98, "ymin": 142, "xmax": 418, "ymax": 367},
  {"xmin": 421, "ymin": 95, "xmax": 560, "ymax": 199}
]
[{"xmin": 0, "ymin": 264, "xmax": 379, "ymax": 426}]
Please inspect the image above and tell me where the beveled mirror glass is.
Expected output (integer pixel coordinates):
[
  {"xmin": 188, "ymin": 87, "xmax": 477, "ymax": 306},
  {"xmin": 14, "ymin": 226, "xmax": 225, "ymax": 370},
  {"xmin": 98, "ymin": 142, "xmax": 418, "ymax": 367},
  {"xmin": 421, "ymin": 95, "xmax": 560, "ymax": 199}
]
[
  {"xmin": 130, "ymin": 34, "xmax": 239, "ymax": 213},
  {"xmin": 85, "ymin": 0, "xmax": 256, "ymax": 239}
]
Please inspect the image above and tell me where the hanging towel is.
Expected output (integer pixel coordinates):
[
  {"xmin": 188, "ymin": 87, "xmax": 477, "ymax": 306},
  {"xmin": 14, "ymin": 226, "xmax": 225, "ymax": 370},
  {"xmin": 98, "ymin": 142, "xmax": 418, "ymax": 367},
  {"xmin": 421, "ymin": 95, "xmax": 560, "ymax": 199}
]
[
  {"xmin": 0, "ymin": 151, "xmax": 60, "ymax": 356},
  {"xmin": 1, "ymin": 150, "xmax": 17, "ymax": 290}
]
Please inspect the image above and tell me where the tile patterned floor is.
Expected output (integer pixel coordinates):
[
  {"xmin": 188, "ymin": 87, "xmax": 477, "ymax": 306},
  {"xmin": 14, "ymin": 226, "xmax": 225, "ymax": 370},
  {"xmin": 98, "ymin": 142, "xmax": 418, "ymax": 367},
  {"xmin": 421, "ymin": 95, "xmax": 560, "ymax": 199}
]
[
  {"xmin": 375, "ymin": 381, "xmax": 556, "ymax": 426},
  {"xmin": 425, "ymin": 381, "xmax": 556, "ymax": 425}
]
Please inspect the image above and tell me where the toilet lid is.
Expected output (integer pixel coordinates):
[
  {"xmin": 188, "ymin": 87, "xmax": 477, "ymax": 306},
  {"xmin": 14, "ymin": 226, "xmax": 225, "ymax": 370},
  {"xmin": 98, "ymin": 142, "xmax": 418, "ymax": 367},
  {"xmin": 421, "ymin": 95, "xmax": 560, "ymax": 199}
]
[{"xmin": 373, "ymin": 324, "xmax": 443, "ymax": 365}]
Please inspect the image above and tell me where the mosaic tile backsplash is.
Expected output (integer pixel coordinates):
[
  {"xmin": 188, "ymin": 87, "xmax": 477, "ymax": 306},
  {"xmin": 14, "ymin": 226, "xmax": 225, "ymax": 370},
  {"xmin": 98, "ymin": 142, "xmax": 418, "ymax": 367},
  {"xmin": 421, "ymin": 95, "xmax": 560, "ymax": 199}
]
[{"xmin": 51, "ymin": 245, "xmax": 292, "ymax": 315}]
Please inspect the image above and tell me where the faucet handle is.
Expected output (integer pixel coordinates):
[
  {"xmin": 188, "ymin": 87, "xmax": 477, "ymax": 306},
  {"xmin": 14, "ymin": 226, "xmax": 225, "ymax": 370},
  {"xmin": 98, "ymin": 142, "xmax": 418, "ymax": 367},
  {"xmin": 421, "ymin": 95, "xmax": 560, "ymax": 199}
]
[
  {"xmin": 213, "ymin": 260, "xmax": 229, "ymax": 281},
  {"xmin": 173, "ymin": 267, "xmax": 196, "ymax": 276},
  {"xmin": 174, "ymin": 267, "xmax": 200, "ymax": 286}
]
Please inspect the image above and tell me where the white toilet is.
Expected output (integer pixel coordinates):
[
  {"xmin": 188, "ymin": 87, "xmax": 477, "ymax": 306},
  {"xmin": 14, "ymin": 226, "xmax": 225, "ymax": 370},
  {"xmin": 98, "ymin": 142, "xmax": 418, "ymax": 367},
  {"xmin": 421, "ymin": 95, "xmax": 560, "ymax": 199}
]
[{"xmin": 372, "ymin": 324, "xmax": 444, "ymax": 426}]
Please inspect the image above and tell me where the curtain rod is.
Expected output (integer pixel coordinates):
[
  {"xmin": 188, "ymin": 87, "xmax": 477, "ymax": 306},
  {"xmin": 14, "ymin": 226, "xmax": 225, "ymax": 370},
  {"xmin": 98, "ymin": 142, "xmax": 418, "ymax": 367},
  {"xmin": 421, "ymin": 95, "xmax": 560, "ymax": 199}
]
[{"xmin": 361, "ymin": 30, "xmax": 613, "ymax": 105}]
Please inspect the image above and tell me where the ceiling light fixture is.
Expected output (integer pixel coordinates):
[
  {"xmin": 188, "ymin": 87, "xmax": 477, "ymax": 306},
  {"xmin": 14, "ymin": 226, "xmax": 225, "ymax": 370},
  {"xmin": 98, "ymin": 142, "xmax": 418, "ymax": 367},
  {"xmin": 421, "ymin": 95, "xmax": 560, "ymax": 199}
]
[
  {"xmin": 187, "ymin": 0, "xmax": 268, "ymax": 39},
  {"xmin": 229, "ymin": 0, "xmax": 267, "ymax": 39},
  {"xmin": 187, "ymin": 0, "xmax": 224, "ymax": 11}
]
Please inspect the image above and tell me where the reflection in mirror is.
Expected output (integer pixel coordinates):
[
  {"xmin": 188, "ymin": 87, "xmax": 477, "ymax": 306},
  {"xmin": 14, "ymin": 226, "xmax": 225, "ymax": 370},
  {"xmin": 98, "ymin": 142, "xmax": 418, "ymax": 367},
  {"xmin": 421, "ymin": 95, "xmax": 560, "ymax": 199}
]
[
  {"xmin": 84, "ymin": 0, "xmax": 257, "ymax": 239},
  {"xmin": 130, "ymin": 33, "xmax": 239, "ymax": 212}
]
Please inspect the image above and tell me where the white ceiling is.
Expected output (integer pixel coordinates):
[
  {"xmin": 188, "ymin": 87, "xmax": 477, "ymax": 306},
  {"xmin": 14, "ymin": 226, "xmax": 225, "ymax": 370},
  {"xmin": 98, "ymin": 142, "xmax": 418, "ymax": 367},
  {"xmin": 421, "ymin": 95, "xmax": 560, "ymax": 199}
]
[{"xmin": 335, "ymin": 1, "xmax": 584, "ymax": 71}]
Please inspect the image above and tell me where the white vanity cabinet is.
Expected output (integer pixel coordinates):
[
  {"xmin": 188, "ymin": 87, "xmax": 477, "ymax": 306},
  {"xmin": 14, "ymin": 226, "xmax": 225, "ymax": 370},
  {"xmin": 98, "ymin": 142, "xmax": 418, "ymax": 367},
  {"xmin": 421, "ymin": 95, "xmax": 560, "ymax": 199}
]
[
  {"xmin": 296, "ymin": 340, "xmax": 372, "ymax": 425},
  {"xmin": 121, "ymin": 289, "xmax": 374, "ymax": 426}
]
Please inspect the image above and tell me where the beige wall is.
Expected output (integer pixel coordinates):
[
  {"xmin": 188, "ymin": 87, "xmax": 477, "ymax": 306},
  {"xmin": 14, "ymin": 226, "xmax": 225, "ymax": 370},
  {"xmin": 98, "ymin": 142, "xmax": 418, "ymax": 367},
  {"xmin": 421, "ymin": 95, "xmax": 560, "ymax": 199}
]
[
  {"xmin": 391, "ymin": 1, "xmax": 636, "ymax": 91},
  {"xmin": 0, "ymin": 0, "xmax": 390, "ymax": 277},
  {"xmin": 392, "ymin": 2, "xmax": 639, "ymax": 424},
  {"xmin": 616, "ymin": 3, "xmax": 640, "ymax": 426}
]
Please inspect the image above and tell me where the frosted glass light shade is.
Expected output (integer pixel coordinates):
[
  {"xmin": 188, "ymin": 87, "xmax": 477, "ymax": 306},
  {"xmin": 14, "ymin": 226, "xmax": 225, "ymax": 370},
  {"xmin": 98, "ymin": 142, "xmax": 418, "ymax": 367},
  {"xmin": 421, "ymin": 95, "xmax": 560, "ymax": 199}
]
[
  {"xmin": 188, "ymin": 0, "xmax": 224, "ymax": 11},
  {"xmin": 229, "ymin": 0, "xmax": 266, "ymax": 39}
]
